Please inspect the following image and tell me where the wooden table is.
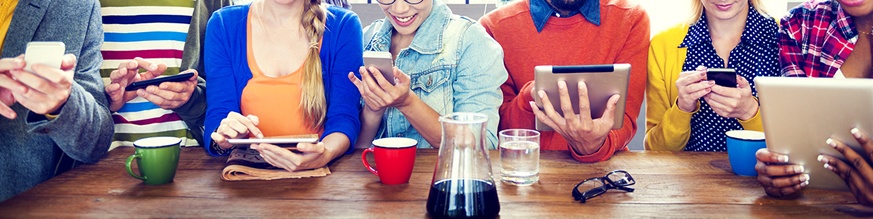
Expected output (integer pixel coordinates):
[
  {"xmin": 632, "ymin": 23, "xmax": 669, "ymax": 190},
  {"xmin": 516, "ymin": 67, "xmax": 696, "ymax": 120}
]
[{"xmin": 0, "ymin": 147, "xmax": 869, "ymax": 218}]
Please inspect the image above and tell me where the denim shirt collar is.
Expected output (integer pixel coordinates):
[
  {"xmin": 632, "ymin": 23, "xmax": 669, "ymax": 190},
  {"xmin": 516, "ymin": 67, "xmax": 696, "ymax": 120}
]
[
  {"xmin": 529, "ymin": 0, "xmax": 600, "ymax": 33},
  {"xmin": 680, "ymin": 5, "xmax": 774, "ymax": 48},
  {"xmin": 372, "ymin": 0, "xmax": 452, "ymax": 54}
]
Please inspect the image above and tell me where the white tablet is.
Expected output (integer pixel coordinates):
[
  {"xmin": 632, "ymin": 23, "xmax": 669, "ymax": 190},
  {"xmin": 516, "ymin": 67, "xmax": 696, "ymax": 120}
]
[
  {"xmin": 756, "ymin": 76, "xmax": 872, "ymax": 191},
  {"xmin": 227, "ymin": 136, "xmax": 319, "ymax": 146},
  {"xmin": 533, "ymin": 64, "xmax": 630, "ymax": 131}
]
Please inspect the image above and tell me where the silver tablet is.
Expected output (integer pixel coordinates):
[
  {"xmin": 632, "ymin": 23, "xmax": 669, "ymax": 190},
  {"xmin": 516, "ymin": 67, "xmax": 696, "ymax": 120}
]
[
  {"xmin": 756, "ymin": 76, "xmax": 872, "ymax": 191},
  {"xmin": 533, "ymin": 64, "xmax": 630, "ymax": 131}
]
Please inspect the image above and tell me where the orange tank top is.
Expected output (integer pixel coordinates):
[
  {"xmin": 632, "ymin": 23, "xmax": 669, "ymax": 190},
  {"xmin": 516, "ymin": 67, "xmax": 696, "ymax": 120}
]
[{"xmin": 241, "ymin": 11, "xmax": 322, "ymax": 137}]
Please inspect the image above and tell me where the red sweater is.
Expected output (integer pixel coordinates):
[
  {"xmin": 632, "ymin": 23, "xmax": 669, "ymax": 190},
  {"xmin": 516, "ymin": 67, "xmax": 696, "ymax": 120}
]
[{"xmin": 479, "ymin": 0, "xmax": 649, "ymax": 162}]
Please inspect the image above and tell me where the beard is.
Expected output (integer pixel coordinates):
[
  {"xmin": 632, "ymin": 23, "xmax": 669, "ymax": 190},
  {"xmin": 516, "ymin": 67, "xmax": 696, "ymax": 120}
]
[{"xmin": 551, "ymin": 0, "xmax": 586, "ymax": 12}]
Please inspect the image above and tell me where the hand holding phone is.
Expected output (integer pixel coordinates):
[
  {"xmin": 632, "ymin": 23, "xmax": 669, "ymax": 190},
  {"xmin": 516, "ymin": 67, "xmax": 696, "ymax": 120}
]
[
  {"xmin": 706, "ymin": 68, "xmax": 738, "ymax": 87},
  {"xmin": 24, "ymin": 42, "xmax": 65, "ymax": 73},
  {"xmin": 125, "ymin": 72, "xmax": 195, "ymax": 91},
  {"xmin": 363, "ymin": 51, "xmax": 395, "ymax": 85}
]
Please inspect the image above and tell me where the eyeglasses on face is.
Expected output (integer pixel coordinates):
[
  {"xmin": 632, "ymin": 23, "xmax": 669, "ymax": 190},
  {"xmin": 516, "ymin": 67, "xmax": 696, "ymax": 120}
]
[
  {"xmin": 572, "ymin": 170, "xmax": 636, "ymax": 203},
  {"xmin": 376, "ymin": 0, "xmax": 424, "ymax": 5}
]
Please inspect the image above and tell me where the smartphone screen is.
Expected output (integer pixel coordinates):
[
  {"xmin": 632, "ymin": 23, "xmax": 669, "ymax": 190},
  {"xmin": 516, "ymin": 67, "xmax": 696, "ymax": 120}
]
[
  {"xmin": 363, "ymin": 51, "xmax": 395, "ymax": 85},
  {"xmin": 706, "ymin": 68, "xmax": 738, "ymax": 87}
]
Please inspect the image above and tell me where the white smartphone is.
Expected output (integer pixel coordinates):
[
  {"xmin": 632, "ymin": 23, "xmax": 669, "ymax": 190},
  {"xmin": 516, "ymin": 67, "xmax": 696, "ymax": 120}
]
[
  {"xmin": 363, "ymin": 51, "xmax": 395, "ymax": 85},
  {"xmin": 227, "ymin": 136, "xmax": 319, "ymax": 146},
  {"xmin": 24, "ymin": 42, "xmax": 65, "ymax": 73}
]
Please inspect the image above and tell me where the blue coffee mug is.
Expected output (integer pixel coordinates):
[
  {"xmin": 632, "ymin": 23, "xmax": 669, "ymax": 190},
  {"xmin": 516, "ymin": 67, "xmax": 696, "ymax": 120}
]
[{"xmin": 726, "ymin": 130, "xmax": 766, "ymax": 176}]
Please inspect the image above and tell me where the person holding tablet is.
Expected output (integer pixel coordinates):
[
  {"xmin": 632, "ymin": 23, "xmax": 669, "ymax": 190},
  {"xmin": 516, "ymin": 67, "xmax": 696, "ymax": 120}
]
[
  {"xmin": 204, "ymin": 0, "xmax": 363, "ymax": 172},
  {"xmin": 645, "ymin": 0, "xmax": 779, "ymax": 152},
  {"xmin": 756, "ymin": 0, "xmax": 873, "ymax": 205},
  {"xmin": 348, "ymin": 0, "xmax": 507, "ymax": 149},
  {"xmin": 479, "ymin": 0, "xmax": 649, "ymax": 162}
]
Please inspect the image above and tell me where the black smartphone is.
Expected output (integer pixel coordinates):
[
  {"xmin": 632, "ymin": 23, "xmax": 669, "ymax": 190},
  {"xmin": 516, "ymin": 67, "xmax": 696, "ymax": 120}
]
[
  {"xmin": 125, "ymin": 72, "xmax": 195, "ymax": 91},
  {"xmin": 706, "ymin": 68, "xmax": 738, "ymax": 87}
]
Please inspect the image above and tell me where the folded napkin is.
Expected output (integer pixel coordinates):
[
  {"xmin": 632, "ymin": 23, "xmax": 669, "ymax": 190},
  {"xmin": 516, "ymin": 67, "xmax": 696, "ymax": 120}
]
[{"xmin": 221, "ymin": 148, "xmax": 331, "ymax": 181}]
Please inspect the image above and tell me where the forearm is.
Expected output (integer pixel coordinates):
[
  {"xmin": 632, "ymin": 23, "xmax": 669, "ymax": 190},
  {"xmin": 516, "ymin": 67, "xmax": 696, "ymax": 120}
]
[
  {"xmin": 397, "ymin": 94, "xmax": 442, "ymax": 148},
  {"xmin": 28, "ymin": 84, "xmax": 113, "ymax": 163},
  {"xmin": 322, "ymin": 132, "xmax": 351, "ymax": 162},
  {"xmin": 355, "ymin": 108, "xmax": 383, "ymax": 148},
  {"xmin": 645, "ymin": 103, "xmax": 695, "ymax": 151}
]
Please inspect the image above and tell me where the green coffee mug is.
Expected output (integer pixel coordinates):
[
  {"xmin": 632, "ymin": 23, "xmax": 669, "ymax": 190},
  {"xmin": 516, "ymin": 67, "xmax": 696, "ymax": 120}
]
[{"xmin": 126, "ymin": 137, "xmax": 182, "ymax": 185}]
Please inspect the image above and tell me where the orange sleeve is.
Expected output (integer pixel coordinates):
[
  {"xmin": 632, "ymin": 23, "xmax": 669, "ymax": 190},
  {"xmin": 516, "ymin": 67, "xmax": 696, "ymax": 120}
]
[{"xmin": 570, "ymin": 7, "xmax": 649, "ymax": 163}]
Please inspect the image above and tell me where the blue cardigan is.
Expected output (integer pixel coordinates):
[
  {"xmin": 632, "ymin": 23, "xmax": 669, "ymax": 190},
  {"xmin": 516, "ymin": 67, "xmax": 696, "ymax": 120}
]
[{"xmin": 204, "ymin": 4, "xmax": 363, "ymax": 156}]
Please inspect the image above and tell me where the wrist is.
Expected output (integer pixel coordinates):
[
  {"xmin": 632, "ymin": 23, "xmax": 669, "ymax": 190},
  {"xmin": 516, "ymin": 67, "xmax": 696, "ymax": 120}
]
[
  {"xmin": 740, "ymin": 97, "xmax": 759, "ymax": 120},
  {"xmin": 396, "ymin": 93, "xmax": 419, "ymax": 112},
  {"xmin": 570, "ymin": 138, "xmax": 606, "ymax": 155}
]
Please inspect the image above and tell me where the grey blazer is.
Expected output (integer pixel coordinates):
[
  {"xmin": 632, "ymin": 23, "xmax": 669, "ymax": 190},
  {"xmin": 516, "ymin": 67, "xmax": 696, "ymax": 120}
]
[{"xmin": 0, "ymin": 0, "xmax": 113, "ymax": 201}]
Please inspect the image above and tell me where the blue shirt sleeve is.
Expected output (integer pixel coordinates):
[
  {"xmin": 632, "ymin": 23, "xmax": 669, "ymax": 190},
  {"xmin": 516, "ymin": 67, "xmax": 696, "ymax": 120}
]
[{"xmin": 321, "ymin": 7, "xmax": 364, "ymax": 154}]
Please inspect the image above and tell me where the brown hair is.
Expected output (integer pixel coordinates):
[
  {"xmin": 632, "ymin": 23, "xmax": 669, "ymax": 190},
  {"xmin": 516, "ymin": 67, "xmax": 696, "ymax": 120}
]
[
  {"xmin": 688, "ymin": 0, "xmax": 768, "ymax": 24},
  {"xmin": 301, "ymin": 0, "xmax": 327, "ymax": 129}
]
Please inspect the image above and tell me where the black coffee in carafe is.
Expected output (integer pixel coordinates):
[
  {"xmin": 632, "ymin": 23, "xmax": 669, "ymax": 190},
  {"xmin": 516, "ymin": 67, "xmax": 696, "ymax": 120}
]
[
  {"xmin": 426, "ymin": 179, "xmax": 500, "ymax": 218},
  {"xmin": 426, "ymin": 113, "xmax": 500, "ymax": 218}
]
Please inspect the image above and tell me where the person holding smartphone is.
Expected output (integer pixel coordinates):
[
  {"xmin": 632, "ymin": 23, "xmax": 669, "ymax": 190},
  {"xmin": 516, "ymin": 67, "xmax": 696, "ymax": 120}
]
[
  {"xmin": 645, "ymin": 0, "xmax": 779, "ymax": 152},
  {"xmin": 205, "ymin": 0, "xmax": 363, "ymax": 172},
  {"xmin": 102, "ymin": 0, "xmax": 231, "ymax": 150},
  {"xmin": 0, "ymin": 0, "xmax": 113, "ymax": 201},
  {"xmin": 756, "ymin": 0, "xmax": 873, "ymax": 205},
  {"xmin": 348, "ymin": 0, "xmax": 507, "ymax": 149}
]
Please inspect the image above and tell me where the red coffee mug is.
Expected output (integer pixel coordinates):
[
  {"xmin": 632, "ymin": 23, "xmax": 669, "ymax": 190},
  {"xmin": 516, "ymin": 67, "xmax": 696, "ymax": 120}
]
[{"xmin": 361, "ymin": 137, "xmax": 417, "ymax": 185}]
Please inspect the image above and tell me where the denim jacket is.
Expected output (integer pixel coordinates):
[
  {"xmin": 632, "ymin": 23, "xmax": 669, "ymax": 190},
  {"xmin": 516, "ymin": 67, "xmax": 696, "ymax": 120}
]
[{"xmin": 362, "ymin": 0, "xmax": 507, "ymax": 149}]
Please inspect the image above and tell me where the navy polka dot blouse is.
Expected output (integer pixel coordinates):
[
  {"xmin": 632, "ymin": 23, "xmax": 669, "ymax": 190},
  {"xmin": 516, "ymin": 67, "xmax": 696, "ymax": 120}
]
[{"xmin": 678, "ymin": 5, "xmax": 780, "ymax": 152}]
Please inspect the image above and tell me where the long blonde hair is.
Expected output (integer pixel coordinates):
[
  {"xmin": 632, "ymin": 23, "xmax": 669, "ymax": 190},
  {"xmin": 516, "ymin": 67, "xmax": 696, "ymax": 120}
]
[
  {"xmin": 688, "ymin": 0, "xmax": 768, "ymax": 24},
  {"xmin": 301, "ymin": 0, "xmax": 327, "ymax": 129}
]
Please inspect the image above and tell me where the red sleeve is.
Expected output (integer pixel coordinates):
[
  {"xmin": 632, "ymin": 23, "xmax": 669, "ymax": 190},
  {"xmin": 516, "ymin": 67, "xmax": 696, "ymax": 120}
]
[{"xmin": 570, "ymin": 7, "xmax": 649, "ymax": 163}]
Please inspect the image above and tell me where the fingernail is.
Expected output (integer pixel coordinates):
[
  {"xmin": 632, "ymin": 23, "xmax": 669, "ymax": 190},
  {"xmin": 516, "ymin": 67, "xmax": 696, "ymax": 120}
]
[
  {"xmin": 578, "ymin": 81, "xmax": 585, "ymax": 88},
  {"xmin": 13, "ymin": 59, "xmax": 22, "ymax": 66},
  {"xmin": 538, "ymin": 90, "xmax": 545, "ymax": 99},
  {"xmin": 823, "ymin": 163, "xmax": 831, "ymax": 170},
  {"xmin": 851, "ymin": 128, "xmax": 862, "ymax": 139},
  {"xmin": 800, "ymin": 174, "xmax": 809, "ymax": 181},
  {"xmin": 817, "ymin": 155, "xmax": 828, "ymax": 163},
  {"xmin": 800, "ymin": 180, "xmax": 809, "ymax": 187},
  {"xmin": 794, "ymin": 165, "xmax": 805, "ymax": 174},
  {"xmin": 257, "ymin": 134, "xmax": 264, "ymax": 139},
  {"xmin": 557, "ymin": 81, "xmax": 566, "ymax": 89},
  {"xmin": 709, "ymin": 81, "xmax": 715, "ymax": 85},
  {"xmin": 778, "ymin": 155, "xmax": 789, "ymax": 162},
  {"xmin": 826, "ymin": 138, "xmax": 836, "ymax": 148},
  {"xmin": 148, "ymin": 64, "xmax": 158, "ymax": 71}
]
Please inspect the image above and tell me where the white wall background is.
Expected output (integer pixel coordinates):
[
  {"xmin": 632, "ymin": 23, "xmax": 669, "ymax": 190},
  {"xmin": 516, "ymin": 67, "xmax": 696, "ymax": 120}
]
[{"xmin": 641, "ymin": 0, "xmax": 788, "ymax": 38}]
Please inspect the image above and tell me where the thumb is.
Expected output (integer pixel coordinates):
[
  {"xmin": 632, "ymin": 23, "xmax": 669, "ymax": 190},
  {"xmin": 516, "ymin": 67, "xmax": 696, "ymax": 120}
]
[
  {"xmin": 600, "ymin": 94, "xmax": 621, "ymax": 122},
  {"xmin": 737, "ymin": 75, "xmax": 751, "ymax": 89},
  {"xmin": 296, "ymin": 142, "xmax": 325, "ymax": 154},
  {"xmin": 60, "ymin": 54, "xmax": 77, "ymax": 71},
  {"xmin": 394, "ymin": 67, "xmax": 410, "ymax": 86}
]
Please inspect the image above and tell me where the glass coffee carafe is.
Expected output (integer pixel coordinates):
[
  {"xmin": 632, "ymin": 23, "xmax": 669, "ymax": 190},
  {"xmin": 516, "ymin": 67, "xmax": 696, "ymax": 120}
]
[{"xmin": 426, "ymin": 113, "xmax": 500, "ymax": 218}]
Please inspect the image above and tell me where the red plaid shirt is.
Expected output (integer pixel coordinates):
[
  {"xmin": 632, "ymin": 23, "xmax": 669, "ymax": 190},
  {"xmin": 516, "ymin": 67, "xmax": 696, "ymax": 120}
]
[{"xmin": 779, "ymin": 0, "xmax": 858, "ymax": 78}]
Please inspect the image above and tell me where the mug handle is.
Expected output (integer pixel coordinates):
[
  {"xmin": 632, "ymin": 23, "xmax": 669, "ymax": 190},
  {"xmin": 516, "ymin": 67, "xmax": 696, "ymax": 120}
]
[
  {"xmin": 361, "ymin": 148, "xmax": 379, "ymax": 176},
  {"xmin": 126, "ymin": 154, "xmax": 147, "ymax": 181}
]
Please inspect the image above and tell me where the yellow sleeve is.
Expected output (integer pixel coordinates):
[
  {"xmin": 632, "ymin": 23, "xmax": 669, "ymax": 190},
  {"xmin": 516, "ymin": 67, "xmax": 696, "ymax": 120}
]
[
  {"xmin": 645, "ymin": 25, "xmax": 695, "ymax": 151},
  {"xmin": 737, "ymin": 96, "xmax": 763, "ymax": 131}
]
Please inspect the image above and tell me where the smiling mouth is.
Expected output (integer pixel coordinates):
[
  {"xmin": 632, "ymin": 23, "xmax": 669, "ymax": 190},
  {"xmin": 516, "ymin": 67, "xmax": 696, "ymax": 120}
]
[{"xmin": 394, "ymin": 14, "xmax": 416, "ymax": 23}]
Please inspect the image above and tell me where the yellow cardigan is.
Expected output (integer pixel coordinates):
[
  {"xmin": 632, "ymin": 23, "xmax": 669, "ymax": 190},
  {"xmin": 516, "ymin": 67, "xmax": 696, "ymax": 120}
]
[{"xmin": 645, "ymin": 24, "xmax": 763, "ymax": 151}]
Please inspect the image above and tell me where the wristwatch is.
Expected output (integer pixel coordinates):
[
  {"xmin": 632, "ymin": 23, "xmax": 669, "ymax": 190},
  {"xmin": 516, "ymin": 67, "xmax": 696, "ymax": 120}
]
[{"xmin": 210, "ymin": 140, "xmax": 235, "ymax": 155}]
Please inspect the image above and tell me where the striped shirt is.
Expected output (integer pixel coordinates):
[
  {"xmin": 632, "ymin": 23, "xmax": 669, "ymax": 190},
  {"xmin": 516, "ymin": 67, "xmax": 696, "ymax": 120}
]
[{"xmin": 101, "ymin": 0, "xmax": 198, "ymax": 150}]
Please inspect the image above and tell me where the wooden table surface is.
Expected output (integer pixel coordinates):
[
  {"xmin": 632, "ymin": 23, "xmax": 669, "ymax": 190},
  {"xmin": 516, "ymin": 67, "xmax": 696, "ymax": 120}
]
[{"xmin": 0, "ymin": 147, "xmax": 870, "ymax": 218}]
